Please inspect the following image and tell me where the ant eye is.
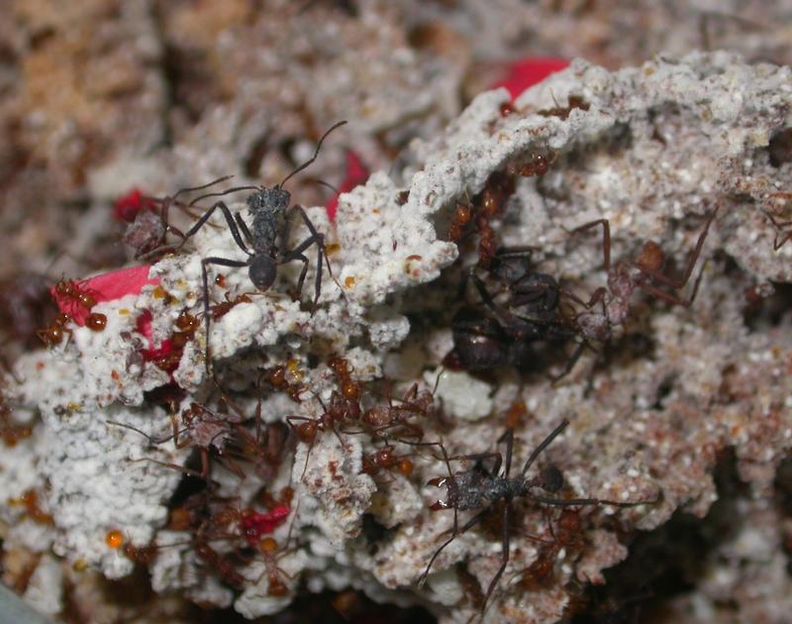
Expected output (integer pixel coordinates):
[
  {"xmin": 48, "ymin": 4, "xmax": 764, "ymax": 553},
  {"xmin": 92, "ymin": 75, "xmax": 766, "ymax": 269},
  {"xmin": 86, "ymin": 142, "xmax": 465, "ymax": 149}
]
[{"xmin": 540, "ymin": 466, "xmax": 564, "ymax": 493}]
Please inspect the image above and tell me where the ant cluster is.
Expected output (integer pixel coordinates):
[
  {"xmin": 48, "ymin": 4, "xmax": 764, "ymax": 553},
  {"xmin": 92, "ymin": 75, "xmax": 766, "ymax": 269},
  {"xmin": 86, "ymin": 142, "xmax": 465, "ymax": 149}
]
[{"xmin": 444, "ymin": 138, "xmax": 719, "ymax": 381}]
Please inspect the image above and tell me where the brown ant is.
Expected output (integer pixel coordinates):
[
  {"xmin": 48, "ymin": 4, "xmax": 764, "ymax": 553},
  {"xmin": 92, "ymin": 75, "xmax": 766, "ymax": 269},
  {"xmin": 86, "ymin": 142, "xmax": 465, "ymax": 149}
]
[
  {"xmin": 518, "ymin": 509, "xmax": 586, "ymax": 591},
  {"xmin": 210, "ymin": 292, "xmax": 253, "ymax": 321},
  {"xmin": 358, "ymin": 383, "xmax": 437, "ymax": 440},
  {"xmin": 447, "ymin": 171, "xmax": 516, "ymax": 268},
  {"xmin": 37, "ymin": 313, "xmax": 73, "ymax": 347},
  {"xmin": 0, "ymin": 358, "xmax": 33, "ymax": 447},
  {"xmin": 566, "ymin": 209, "xmax": 718, "ymax": 361},
  {"xmin": 327, "ymin": 355, "xmax": 361, "ymax": 401},
  {"xmin": 264, "ymin": 359, "xmax": 307, "ymax": 403},
  {"xmin": 763, "ymin": 192, "xmax": 792, "ymax": 251},
  {"xmin": 361, "ymin": 443, "xmax": 415, "ymax": 479},
  {"xmin": 537, "ymin": 95, "xmax": 590, "ymax": 120},
  {"xmin": 117, "ymin": 176, "xmax": 234, "ymax": 260},
  {"xmin": 419, "ymin": 420, "xmax": 656, "ymax": 610}
]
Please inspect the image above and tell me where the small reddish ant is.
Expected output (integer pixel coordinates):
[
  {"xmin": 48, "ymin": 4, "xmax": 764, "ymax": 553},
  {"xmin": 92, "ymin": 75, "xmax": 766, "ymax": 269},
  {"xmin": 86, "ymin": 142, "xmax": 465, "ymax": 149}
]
[
  {"xmin": 419, "ymin": 420, "xmax": 656, "ymax": 610},
  {"xmin": 358, "ymin": 383, "xmax": 436, "ymax": 440},
  {"xmin": 37, "ymin": 313, "xmax": 73, "ymax": 347},
  {"xmin": 537, "ymin": 95, "xmax": 590, "ymax": 120},
  {"xmin": 0, "ymin": 361, "xmax": 33, "ymax": 447},
  {"xmin": 361, "ymin": 444, "xmax": 415, "ymax": 479},
  {"xmin": 518, "ymin": 509, "xmax": 586, "ymax": 591},
  {"xmin": 264, "ymin": 359, "xmax": 307, "ymax": 403},
  {"xmin": 447, "ymin": 171, "xmax": 516, "ymax": 268},
  {"xmin": 327, "ymin": 355, "xmax": 361, "ymax": 401}
]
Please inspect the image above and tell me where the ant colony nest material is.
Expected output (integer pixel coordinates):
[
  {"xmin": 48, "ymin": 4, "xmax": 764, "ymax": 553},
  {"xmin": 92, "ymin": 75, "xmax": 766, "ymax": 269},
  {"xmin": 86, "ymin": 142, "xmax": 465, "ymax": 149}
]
[{"xmin": 2, "ymin": 52, "xmax": 792, "ymax": 623}]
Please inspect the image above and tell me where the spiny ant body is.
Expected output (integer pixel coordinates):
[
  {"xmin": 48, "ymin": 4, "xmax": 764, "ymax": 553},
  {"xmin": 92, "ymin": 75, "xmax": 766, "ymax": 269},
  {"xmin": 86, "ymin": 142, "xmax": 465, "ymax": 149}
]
[
  {"xmin": 568, "ymin": 209, "xmax": 718, "ymax": 351},
  {"xmin": 173, "ymin": 121, "xmax": 347, "ymax": 372},
  {"xmin": 420, "ymin": 420, "xmax": 656, "ymax": 611}
]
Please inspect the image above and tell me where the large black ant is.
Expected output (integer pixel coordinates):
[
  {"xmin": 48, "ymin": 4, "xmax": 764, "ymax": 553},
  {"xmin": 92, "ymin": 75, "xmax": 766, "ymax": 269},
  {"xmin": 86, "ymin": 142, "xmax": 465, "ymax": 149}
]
[
  {"xmin": 448, "ymin": 248, "xmax": 576, "ymax": 372},
  {"xmin": 173, "ymin": 121, "xmax": 347, "ymax": 372},
  {"xmin": 418, "ymin": 419, "xmax": 656, "ymax": 611}
]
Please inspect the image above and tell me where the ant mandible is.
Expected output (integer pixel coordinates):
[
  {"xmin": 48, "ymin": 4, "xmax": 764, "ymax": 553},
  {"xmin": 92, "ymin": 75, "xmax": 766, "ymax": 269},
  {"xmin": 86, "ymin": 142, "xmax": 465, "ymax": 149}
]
[
  {"xmin": 173, "ymin": 121, "xmax": 347, "ymax": 372},
  {"xmin": 419, "ymin": 419, "xmax": 656, "ymax": 611}
]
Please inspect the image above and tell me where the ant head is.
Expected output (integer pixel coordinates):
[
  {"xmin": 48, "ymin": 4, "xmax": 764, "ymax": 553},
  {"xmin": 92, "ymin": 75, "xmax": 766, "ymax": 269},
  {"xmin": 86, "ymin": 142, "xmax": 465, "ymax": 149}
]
[
  {"xmin": 538, "ymin": 465, "xmax": 564, "ymax": 493},
  {"xmin": 247, "ymin": 186, "xmax": 291, "ymax": 216}
]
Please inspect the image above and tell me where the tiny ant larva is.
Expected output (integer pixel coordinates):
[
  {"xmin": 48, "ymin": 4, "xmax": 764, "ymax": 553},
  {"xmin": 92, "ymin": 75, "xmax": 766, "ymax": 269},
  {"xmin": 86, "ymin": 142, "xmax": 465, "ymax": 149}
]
[{"xmin": 419, "ymin": 420, "xmax": 657, "ymax": 611}]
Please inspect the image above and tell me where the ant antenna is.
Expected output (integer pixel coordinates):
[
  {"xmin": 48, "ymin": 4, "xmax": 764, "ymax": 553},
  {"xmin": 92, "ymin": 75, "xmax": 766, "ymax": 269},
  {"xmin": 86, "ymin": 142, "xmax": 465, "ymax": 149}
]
[
  {"xmin": 279, "ymin": 121, "xmax": 348, "ymax": 189},
  {"xmin": 188, "ymin": 185, "xmax": 261, "ymax": 208}
]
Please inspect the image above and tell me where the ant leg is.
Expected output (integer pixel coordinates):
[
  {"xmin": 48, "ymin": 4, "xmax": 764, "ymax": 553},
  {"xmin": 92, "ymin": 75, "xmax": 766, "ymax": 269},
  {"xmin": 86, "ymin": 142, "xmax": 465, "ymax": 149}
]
[
  {"xmin": 105, "ymin": 420, "xmax": 176, "ymax": 447},
  {"xmin": 287, "ymin": 205, "xmax": 342, "ymax": 307},
  {"xmin": 130, "ymin": 457, "xmax": 219, "ymax": 487},
  {"xmin": 640, "ymin": 208, "xmax": 718, "ymax": 290},
  {"xmin": 530, "ymin": 494, "xmax": 656, "ymax": 508},
  {"xmin": 498, "ymin": 429, "xmax": 514, "ymax": 477},
  {"xmin": 521, "ymin": 420, "xmax": 569, "ymax": 476},
  {"xmin": 548, "ymin": 340, "xmax": 588, "ymax": 383},
  {"xmin": 419, "ymin": 508, "xmax": 487, "ymax": 585},
  {"xmin": 234, "ymin": 213, "xmax": 255, "ymax": 247},
  {"xmin": 182, "ymin": 201, "xmax": 253, "ymax": 256},
  {"xmin": 482, "ymin": 500, "xmax": 512, "ymax": 611},
  {"xmin": 470, "ymin": 273, "xmax": 523, "ymax": 330},
  {"xmin": 567, "ymin": 218, "xmax": 611, "ymax": 271},
  {"xmin": 201, "ymin": 257, "xmax": 250, "ymax": 374},
  {"xmin": 447, "ymin": 451, "xmax": 503, "ymax": 478}
]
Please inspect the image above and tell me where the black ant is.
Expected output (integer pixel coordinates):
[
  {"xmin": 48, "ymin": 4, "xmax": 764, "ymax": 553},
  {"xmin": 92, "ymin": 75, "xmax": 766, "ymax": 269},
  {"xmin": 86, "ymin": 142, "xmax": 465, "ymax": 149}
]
[
  {"xmin": 448, "ymin": 248, "xmax": 576, "ymax": 372},
  {"xmin": 173, "ymin": 121, "xmax": 347, "ymax": 372},
  {"xmin": 419, "ymin": 419, "xmax": 656, "ymax": 611},
  {"xmin": 565, "ymin": 208, "xmax": 718, "ymax": 371}
]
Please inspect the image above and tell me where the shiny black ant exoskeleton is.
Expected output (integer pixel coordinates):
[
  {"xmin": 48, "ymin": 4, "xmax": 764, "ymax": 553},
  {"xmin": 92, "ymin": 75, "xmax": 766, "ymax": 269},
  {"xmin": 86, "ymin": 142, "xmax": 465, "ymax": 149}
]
[
  {"xmin": 174, "ymin": 121, "xmax": 347, "ymax": 371},
  {"xmin": 419, "ymin": 419, "xmax": 657, "ymax": 611}
]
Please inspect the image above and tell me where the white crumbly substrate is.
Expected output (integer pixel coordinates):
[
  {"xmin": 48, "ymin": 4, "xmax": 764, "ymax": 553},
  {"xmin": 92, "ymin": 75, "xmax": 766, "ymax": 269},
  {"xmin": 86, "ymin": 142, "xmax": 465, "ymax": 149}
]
[{"xmin": 3, "ymin": 51, "xmax": 792, "ymax": 623}]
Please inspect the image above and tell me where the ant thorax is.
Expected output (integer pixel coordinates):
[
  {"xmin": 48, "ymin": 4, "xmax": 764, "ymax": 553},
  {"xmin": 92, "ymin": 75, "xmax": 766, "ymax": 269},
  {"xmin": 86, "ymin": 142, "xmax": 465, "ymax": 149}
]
[{"xmin": 247, "ymin": 186, "xmax": 292, "ymax": 254}]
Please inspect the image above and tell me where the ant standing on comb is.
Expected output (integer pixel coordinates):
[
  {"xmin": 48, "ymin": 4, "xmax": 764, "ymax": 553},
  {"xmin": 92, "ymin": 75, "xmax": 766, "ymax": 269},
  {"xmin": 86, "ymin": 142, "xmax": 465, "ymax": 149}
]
[
  {"xmin": 169, "ymin": 121, "xmax": 348, "ymax": 372},
  {"xmin": 418, "ymin": 419, "xmax": 658, "ymax": 612}
]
